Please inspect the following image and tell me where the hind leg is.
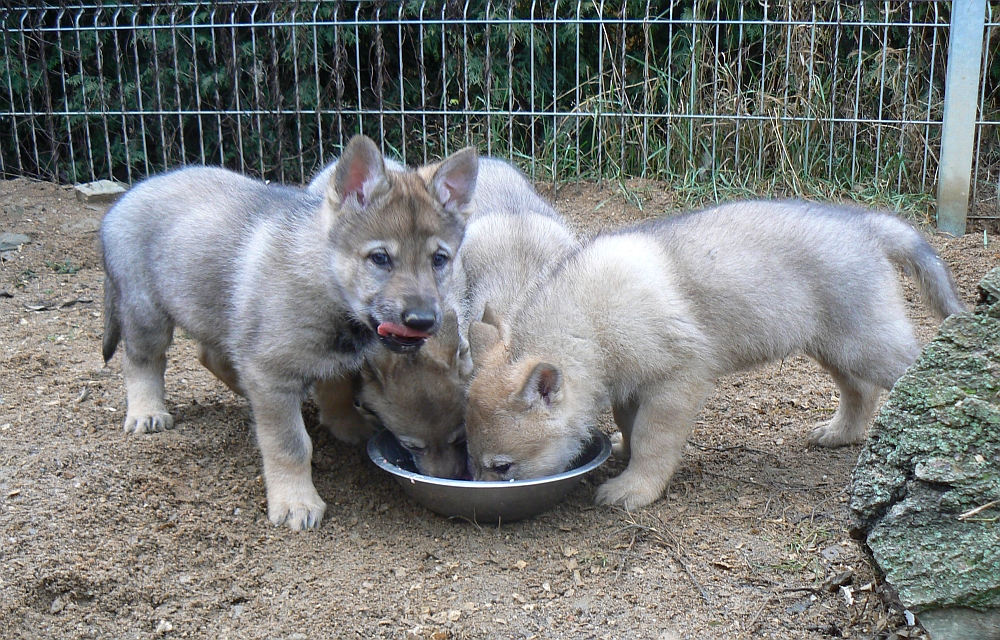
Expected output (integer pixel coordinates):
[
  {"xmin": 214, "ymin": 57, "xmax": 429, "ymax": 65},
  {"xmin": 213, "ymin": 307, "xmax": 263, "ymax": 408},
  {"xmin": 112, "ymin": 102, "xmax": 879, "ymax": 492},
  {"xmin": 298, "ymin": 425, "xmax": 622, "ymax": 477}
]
[
  {"xmin": 197, "ymin": 343, "xmax": 245, "ymax": 397},
  {"xmin": 121, "ymin": 323, "xmax": 175, "ymax": 434},
  {"xmin": 807, "ymin": 370, "xmax": 882, "ymax": 448},
  {"xmin": 610, "ymin": 398, "xmax": 639, "ymax": 459},
  {"xmin": 808, "ymin": 330, "xmax": 916, "ymax": 447}
]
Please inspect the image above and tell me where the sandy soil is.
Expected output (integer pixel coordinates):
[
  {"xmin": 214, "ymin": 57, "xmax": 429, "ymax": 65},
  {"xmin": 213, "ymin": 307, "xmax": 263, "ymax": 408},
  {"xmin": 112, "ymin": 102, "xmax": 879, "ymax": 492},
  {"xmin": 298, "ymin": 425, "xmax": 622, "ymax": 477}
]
[{"xmin": 1, "ymin": 176, "xmax": 997, "ymax": 640}]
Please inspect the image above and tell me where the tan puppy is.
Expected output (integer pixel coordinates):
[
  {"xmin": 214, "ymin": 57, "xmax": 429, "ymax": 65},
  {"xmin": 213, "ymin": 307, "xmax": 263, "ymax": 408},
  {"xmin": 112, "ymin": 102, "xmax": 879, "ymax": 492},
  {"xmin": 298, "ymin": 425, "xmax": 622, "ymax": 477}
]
[
  {"xmin": 315, "ymin": 157, "xmax": 578, "ymax": 477},
  {"xmin": 465, "ymin": 201, "xmax": 965, "ymax": 509}
]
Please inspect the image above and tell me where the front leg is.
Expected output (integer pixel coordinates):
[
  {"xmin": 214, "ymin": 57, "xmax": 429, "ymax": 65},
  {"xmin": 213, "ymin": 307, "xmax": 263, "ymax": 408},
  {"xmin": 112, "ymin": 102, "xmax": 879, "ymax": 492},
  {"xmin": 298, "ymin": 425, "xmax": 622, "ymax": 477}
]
[
  {"xmin": 596, "ymin": 380, "xmax": 714, "ymax": 510},
  {"xmin": 244, "ymin": 377, "xmax": 326, "ymax": 530}
]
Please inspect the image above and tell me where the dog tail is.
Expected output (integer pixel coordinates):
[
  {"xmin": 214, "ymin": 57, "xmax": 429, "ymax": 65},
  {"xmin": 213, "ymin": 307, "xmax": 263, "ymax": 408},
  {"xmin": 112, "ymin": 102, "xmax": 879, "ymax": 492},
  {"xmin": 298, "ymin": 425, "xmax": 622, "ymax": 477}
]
[
  {"xmin": 868, "ymin": 213, "xmax": 966, "ymax": 320},
  {"xmin": 102, "ymin": 273, "xmax": 122, "ymax": 364}
]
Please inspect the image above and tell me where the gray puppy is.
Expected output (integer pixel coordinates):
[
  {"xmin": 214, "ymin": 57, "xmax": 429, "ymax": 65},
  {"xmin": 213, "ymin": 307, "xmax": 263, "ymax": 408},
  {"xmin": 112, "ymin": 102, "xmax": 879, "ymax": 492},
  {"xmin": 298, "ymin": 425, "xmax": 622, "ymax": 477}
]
[
  {"xmin": 465, "ymin": 200, "xmax": 965, "ymax": 509},
  {"xmin": 101, "ymin": 135, "xmax": 478, "ymax": 530}
]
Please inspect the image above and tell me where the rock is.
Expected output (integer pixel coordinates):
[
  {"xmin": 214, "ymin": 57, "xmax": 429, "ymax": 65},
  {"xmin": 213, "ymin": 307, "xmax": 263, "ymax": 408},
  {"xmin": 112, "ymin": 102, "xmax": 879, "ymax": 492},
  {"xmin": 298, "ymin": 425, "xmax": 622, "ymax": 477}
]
[
  {"xmin": 918, "ymin": 608, "xmax": 1000, "ymax": 640},
  {"xmin": 0, "ymin": 232, "xmax": 31, "ymax": 251},
  {"xmin": 850, "ymin": 266, "xmax": 1000, "ymax": 640},
  {"xmin": 74, "ymin": 180, "xmax": 126, "ymax": 204}
]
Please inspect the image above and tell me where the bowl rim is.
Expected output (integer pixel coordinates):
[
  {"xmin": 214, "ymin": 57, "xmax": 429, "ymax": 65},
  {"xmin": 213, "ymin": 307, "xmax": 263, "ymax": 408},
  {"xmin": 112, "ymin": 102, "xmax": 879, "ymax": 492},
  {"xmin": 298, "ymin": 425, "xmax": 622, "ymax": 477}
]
[{"xmin": 368, "ymin": 429, "xmax": 613, "ymax": 489}]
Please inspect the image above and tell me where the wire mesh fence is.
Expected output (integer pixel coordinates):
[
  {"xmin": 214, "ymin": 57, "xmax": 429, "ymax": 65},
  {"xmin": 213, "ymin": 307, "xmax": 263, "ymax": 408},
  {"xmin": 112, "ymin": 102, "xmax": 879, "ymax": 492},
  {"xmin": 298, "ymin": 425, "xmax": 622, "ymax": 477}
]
[{"xmin": 1, "ymin": 1, "xmax": 999, "ymax": 217}]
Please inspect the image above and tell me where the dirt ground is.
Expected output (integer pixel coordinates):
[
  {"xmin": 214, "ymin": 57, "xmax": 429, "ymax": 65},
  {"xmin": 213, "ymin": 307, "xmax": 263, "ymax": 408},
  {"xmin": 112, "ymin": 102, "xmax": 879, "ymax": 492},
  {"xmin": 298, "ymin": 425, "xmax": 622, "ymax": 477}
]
[{"xmin": 1, "ymin": 175, "xmax": 997, "ymax": 640}]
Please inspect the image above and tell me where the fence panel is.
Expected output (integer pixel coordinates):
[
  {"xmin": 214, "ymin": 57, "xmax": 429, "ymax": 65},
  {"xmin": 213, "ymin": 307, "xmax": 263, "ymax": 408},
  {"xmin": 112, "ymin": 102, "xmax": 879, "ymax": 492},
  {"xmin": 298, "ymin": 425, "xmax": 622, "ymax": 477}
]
[{"xmin": 1, "ymin": 1, "xmax": 997, "ymax": 219}]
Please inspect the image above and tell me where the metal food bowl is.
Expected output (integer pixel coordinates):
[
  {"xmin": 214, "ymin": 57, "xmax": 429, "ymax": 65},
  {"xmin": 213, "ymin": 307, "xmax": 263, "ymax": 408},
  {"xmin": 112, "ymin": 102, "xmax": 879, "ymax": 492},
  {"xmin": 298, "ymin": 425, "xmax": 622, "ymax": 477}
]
[{"xmin": 367, "ymin": 429, "xmax": 612, "ymax": 523}]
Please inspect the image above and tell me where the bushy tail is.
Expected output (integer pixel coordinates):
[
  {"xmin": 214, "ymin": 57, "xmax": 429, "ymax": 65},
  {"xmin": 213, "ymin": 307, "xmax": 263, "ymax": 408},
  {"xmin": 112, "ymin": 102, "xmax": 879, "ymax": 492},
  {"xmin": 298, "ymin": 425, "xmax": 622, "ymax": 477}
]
[
  {"xmin": 867, "ymin": 213, "xmax": 966, "ymax": 320},
  {"xmin": 102, "ymin": 274, "xmax": 122, "ymax": 364}
]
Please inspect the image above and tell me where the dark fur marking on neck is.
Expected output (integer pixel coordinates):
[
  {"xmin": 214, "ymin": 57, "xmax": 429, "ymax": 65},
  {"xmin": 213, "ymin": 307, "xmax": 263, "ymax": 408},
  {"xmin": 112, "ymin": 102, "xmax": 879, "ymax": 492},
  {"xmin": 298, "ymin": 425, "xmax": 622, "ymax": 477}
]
[{"xmin": 328, "ymin": 314, "xmax": 376, "ymax": 355}]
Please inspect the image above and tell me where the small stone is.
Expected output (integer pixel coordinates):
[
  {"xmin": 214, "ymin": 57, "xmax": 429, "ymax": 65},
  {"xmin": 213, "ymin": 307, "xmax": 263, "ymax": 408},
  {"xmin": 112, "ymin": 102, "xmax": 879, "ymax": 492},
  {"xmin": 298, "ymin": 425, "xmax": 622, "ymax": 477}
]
[
  {"xmin": 822, "ymin": 569, "xmax": 855, "ymax": 592},
  {"xmin": 0, "ymin": 290, "xmax": 12, "ymax": 298},
  {"xmin": 0, "ymin": 233, "xmax": 31, "ymax": 252},
  {"xmin": 50, "ymin": 596, "xmax": 66, "ymax": 614},
  {"xmin": 74, "ymin": 180, "xmax": 126, "ymax": 204},
  {"xmin": 155, "ymin": 619, "xmax": 173, "ymax": 635},
  {"xmin": 820, "ymin": 544, "xmax": 844, "ymax": 561},
  {"xmin": 785, "ymin": 598, "xmax": 811, "ymax": 614}
]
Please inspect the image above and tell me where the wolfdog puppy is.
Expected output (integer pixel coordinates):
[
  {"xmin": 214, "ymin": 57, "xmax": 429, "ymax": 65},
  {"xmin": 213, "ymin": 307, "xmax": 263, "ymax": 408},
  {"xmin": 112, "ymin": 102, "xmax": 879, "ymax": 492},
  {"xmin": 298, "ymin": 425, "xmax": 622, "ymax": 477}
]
[
  {"xmin": 464, "ymin": 200, "xmax": 965, "ymax": 509},
  {"xmin": 314, "ymin": 157, "xmax": 578, "ymax": 478},
  {"xmin": 101, "ymin": 134, "xmax": 478, "ymax": 529}
]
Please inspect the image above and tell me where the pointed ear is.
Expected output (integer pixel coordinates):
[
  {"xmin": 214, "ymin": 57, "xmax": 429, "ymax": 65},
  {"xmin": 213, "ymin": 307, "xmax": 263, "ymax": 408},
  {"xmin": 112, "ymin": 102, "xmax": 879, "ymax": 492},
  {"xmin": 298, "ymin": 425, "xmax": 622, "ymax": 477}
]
[
  {"xmin": 469, "ymin": 320, "xmax": 501, "ymax": 367},
  {"xmin": 424, "ymin": 309, "xmax": 461, "ymax": 368},
  {"xmin": 456, "ymin": 335, "xmax": 474, "ymax": 379},
  {"xmin": 329, "ymin": 135, "xmax": 389, "ymax": 211},
  {"xmin": 520, "ymin": 362, "xmax": 562, "ymax": 408},
  {"xmin": 430, "ymin": 146, "xmax": 478, "ymax": 219},
  {"xmin": 480, "ymin": 302, "xmax": 501, "ymax": 331}
]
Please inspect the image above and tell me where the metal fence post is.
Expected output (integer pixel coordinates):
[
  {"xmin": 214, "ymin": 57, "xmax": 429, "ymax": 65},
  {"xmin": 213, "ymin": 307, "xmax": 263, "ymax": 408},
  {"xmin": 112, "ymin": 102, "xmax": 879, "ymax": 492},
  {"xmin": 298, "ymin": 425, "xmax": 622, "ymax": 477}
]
[{"xmin": 936, "ymin": 0, "xmax": 987, "ymax": 237}]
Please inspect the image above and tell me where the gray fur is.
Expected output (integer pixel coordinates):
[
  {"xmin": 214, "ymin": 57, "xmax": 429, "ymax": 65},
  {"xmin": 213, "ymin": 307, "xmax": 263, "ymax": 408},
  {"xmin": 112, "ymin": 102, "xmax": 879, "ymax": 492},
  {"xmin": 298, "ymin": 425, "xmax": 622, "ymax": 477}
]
[
  {"xmin": 101, "ymin": 135, "xmax": 478, "ymax": 529},
  {"xmin": 465, "ymin": 200, "xmax": 965, "ymax": 510}
]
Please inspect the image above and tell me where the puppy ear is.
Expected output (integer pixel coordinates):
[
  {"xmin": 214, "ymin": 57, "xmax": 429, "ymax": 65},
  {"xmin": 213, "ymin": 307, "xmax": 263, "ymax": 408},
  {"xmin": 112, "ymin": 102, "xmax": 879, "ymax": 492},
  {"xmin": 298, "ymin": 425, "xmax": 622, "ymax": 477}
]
[
  {"xmin": 429, "ymin": 147, "xmax": 478, "ymax": 219},
  {"xmin": 520, "ymin": 362, "xmax": 562, "ymax": 408},
  {"xmin": 456, "ymin": 335, "xmax": 474, "ymax": 379},
  {"xmin": 469, "ymin": 320, "xmax": 501, "ymax": 367},
  {"xmin": 328, "ymin": 135, "xmax": 389, "ymax": 211},
  {"xmin": 480, "ymin": 302, "xmax": 501, "ymax": 331}
]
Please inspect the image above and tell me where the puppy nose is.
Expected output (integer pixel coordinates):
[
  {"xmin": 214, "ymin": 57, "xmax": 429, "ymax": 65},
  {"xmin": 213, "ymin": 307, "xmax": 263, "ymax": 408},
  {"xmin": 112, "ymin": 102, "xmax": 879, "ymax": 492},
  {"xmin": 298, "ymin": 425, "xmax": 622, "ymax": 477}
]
[{"xmin": 401, "ymin": 308, "xmax": 436, "ymax": 332}]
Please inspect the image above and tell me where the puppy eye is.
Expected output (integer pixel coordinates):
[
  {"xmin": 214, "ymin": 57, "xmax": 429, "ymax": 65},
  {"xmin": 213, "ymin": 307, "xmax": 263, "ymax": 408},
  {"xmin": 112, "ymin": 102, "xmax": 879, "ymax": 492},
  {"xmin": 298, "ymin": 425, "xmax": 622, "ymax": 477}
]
[
  {"xmin": 490, "ymin": 462, "xmax": 512, "ymax": 476},
  {"xmin": 432, "ymin": 251, "xmax": 449, "ymax": 268},
  {"xmin": 370, "ymin": 250, "xmax": 392, "ymax": 268}
]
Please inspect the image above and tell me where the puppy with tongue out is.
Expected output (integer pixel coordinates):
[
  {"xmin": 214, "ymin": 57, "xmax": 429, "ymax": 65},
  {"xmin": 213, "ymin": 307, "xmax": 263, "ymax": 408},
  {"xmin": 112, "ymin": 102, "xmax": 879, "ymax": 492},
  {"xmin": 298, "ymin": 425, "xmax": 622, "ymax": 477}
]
[{"xmin": 326, "ymin": 141, "xmax": 481, "ymax": 356}]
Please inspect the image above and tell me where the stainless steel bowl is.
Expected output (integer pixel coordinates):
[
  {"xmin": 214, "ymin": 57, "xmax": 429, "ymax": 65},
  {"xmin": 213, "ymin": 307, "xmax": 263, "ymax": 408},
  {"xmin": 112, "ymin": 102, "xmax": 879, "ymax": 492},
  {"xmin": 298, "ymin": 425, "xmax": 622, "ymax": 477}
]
[{"xmin": 367, "ymin": 429, "xmax": 612, "ymax": 523}]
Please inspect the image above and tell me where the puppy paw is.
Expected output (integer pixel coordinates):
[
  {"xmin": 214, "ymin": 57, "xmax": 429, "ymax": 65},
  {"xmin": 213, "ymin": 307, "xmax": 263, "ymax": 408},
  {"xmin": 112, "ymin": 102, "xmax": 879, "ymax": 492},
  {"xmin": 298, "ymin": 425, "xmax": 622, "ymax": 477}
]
[
  {"xmin": 594, "ymin": 472, "xmax": 662, "ymax": 510},
  {"xmin": 266, "ymin": 482, "xmax": 326, "ymax": 531},
  {"xmin": 808, "ymin": 421, "xmax": 862, "ymax": 448},
  {"xmin": 123, "ymin": 411, "xmax": 174, "ymax": 434}
]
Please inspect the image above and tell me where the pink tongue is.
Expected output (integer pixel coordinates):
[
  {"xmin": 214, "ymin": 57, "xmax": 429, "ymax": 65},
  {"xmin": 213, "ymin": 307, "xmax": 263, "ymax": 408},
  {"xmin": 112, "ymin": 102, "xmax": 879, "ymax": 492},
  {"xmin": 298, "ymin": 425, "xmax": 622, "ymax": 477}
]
[{"xmin": 377, "ymin": 322, "xmax": 432, "ymax": 340}]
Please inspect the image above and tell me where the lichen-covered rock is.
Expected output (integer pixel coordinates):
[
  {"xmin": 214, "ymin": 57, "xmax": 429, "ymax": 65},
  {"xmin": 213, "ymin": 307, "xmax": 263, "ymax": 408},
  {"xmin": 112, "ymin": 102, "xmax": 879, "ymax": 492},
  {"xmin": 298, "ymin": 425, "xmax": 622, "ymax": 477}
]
[{"xmin": 850, "ymin": 266, "xmax": 1000, "ymax": 634}]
